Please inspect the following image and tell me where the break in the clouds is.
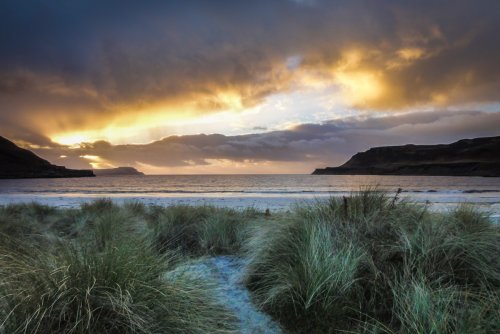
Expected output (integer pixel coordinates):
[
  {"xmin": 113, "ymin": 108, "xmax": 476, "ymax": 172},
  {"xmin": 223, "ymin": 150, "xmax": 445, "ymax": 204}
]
[
  {"xmin": 32, "ymin": 110, "xmax": 500, "ymax": 174},
  {"xmin": 1, "ymin": 0, "xmax": 500, "ymax": 172}
]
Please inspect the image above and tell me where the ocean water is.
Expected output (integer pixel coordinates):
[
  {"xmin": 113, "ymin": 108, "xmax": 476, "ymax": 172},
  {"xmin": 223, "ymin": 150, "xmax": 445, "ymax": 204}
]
[{"xmin": 1, "ymin": 175, "xmax": 500, "ymax": 216}]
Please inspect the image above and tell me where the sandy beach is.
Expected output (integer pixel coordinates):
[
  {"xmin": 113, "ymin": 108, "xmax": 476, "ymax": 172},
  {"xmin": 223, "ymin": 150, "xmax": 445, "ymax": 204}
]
[{"xmin": 1, "ymin": 192, "xmax": 499, "ymax": 223}]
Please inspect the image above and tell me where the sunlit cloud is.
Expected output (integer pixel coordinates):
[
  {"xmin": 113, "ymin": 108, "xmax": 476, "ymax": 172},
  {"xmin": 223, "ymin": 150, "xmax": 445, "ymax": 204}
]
[
  {"xmin": 50, "ymin": 105, "xmax": 269, "ymax": 146},
  {"xmin": 30, "ymin": 110, "xmax": 500, "ymax": 174},
  {"xmin": 397, "ymin": 47, "xmax": 425, "ymax": 61},
  {"xmin": 55, "ymin": 135, "xmax": 92, "ymax": 147},
  {"xmin": 78, "ymin": 154, "xmax": 114, "ymax": 169},
  {"xmin": 0, "ymin": 0, "xmax": 499, "ymax": 173},
  {"xmin": 335, "ymin": 71, "xmax": 386, "ymax": 107}
]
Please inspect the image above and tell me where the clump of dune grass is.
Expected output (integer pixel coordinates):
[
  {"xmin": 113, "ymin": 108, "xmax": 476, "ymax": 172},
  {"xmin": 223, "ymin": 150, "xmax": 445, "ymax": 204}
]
[
  {"xmin": 0, "ymin": 200, "xmax": 137, "ymax": 241},
  {"xmin": 198, "ymin": 207, "xmax": 263, "ymax": 255},
  {"xmin": 151, "ymin": 204, "xmax": 262, "ymax": 256},
  {"xmin": 0, "ymin": 209, "xmax": 236, "ymax": 334},
  {"xmin": 1, "ymin": 200, "xmax": 263, "ymax": 256},
  {"xmin": 0, "ymin": 204, "xmax": 36, "ymax": 238},
  {"xmin": 0, "ymin": 202, "xmax": 66, "ymax": 247},
  {"xmin": 2, "ymin": 196, "xmax": 498, "ymax": 333},
  {"xmin": 80, "ymin": 198, "xmax": 117, "ymax": 214},
  {"xmin": 151, "ymin": 205, "xmax": 219, "ymax": 255},
  {"xmin": 244, "ymin": 190, "xmax": 500, "ymax": 333},
  {"xmin": 357, "ymin": 276, "xmax": 500, "ymax": 334},
  {"xmin": 199, "ymin": 210, "xmax": 246, "ymax": 255},
  {"xmin": 395, "ymin": 203, "xmax": 500, "ymax": 289},
  {"xmin": 122, "ymin": 200, "xmax": 148, "ymax": 217},
  {"xmin": 245, "ymin": 218, "xmax": 368, "ymax": 332},
  {"xmin": 0, "ymin": 202, "xmax": 56, "ymax": 235}
]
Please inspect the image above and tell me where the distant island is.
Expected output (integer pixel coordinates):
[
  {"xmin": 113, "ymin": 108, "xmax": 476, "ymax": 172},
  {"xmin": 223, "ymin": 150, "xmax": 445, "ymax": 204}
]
[
  {"xmin": 93, "ymin": 167, "xmax": 144, "ymax": 176},
  {"xmin": 0, "ymin": 136, "xmax": 94, "ymax": 179},
  {"xmin": 313, "ymin": 136, "xmax": 500, "ymax": 177}
]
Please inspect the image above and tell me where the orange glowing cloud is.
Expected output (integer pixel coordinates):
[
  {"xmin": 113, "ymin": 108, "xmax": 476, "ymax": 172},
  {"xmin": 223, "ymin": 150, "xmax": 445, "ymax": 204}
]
[{"xmin": 0, "ymin": 0, "xmax": 499, "ymax": 153}]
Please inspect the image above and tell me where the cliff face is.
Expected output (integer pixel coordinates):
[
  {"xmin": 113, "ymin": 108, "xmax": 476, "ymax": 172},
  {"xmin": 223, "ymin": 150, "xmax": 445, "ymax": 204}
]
[
  {"xmin": 313, "ymin": 136, "xmax": 500, "ymax": 177},
  {"xmin": 93, "ymin": 167, "xmax": 144, "ymax": 176},
  {"xmin": 0, "ymin": 136, "xmax": 94, "ymax": 179}
]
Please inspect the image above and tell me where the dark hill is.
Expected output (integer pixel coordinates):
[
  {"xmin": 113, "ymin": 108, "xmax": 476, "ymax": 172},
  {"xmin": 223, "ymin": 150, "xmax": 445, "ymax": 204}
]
[
  {"xmin": 313, "ymin": 136, "xmax": 500, "ymax": 177},
  {"xmin": 0, "ymin": 136, "xmax": 94, "ymax": 179},
  {"xmin": 93, "ymin": 167, "xmax": 144, "ymax": 176}
]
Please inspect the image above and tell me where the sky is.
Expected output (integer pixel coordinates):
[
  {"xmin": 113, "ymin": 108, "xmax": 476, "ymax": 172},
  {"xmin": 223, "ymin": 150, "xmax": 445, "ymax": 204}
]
[{"xmin": 1, "ymin": 0, "xmax": 499, "ymax": 174}]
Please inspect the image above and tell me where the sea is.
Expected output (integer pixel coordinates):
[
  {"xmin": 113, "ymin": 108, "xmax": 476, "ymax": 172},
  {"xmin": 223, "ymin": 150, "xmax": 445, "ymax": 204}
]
[{"xmin": 1, "ymin": 175, "xmax": 500, "ymax": 218}]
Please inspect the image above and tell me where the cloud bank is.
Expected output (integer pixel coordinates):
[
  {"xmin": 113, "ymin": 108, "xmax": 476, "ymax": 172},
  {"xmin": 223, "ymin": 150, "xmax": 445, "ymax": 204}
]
[
  {"xmin": 33, "ymin": 110, "xmax": 500, "ymax": 174},
  {"xmin": 1, "ymin": 0, "xmax": 500, "ymax": 143}
]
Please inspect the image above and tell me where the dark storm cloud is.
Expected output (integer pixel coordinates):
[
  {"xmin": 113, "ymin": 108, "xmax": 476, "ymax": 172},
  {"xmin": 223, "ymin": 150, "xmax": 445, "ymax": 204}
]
[
  {"xmin": 33, "ymin": 110, "xmax": 500, "ymax": 172},
  {"xmin": 1, "ymin": 0, "xmax": 500, "ymax": 139}
]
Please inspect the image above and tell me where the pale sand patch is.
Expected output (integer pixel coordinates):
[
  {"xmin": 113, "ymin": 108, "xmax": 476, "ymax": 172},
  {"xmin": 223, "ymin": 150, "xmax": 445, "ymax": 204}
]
[
  {"xmin": 0, "ymin": 193, "xmax": 499, "ymax": 216},
  {"xmin": 167, "ymin": 256, "xmax": 282, "ymax": 334}
]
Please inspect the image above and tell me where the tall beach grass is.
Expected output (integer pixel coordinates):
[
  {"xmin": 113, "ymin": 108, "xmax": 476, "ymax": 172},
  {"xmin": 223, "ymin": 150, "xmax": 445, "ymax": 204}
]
[
  {"xmin": 243, "ymin": 190, "xmax": 500, "ymax": 333},
  {"xmin": 0, "ymin": 202, "xmax": 237, "ymax": 334},
  {"xmin": 0, "ymin": 193, "xmax": 498, "ymax": 333}
]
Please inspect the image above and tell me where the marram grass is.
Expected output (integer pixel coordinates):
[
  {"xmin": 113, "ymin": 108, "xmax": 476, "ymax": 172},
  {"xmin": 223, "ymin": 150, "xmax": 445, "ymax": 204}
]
[
  {"xmin": 244, "ymin": 190, "xmax": 500, "ymax": 333},
  {"xmin": 150, "ymin": 204, "xmax": 260, "ymax": 256},
  {"xmin": 0, "ymin": 204, "xmax": 236, "ymax": 334},
  {"xmin": 0, "ymin": 193, "xmax": 499, "ymax": 333}
]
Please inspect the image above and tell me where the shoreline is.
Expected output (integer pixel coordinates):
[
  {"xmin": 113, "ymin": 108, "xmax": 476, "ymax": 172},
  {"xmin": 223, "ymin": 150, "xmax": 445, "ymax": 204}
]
[{"xmin": 1, "ymin": 193, "xmax": 499, "ymax": 223}]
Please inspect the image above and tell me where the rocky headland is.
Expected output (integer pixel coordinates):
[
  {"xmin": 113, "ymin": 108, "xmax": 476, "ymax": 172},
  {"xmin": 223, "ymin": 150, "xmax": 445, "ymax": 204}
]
[
  {"xmin": 0, "ymin": 136, "xmax": 94, "ymax": 179},
  {"xmin": 313, "ymin": 136, "xmax": 500, "ymax": 177},
  {"xmin": 93, "ymin": 167, "xmax": 144, "ymax": 176}
]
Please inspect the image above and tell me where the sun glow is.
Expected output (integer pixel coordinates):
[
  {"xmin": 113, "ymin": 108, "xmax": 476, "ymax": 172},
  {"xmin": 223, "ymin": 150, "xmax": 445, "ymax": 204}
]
[
  {"xmin": 213, "ymin": 91, "xmax": 244, "ymax": 110},
  {"xmin": 335, "ymin": 70, "xmax": 385, "ymax": 105},
  {"xmin": 50, "ymin": 108, "xmax": 248, "ymax": 146},
  {"xmin": 53, "ymin": 134, "xmax": 90, "ymax": 146},
  {"xmin": 79, "ymin": 155, "xmax": 100, "ymax": 160},
  {"xmin": 47, "ymin": 87, "xmax": 255, "ymax": 146},
  {"xmin": 78, "ymin": 154, "xmax": 114, "ymax": 169}
]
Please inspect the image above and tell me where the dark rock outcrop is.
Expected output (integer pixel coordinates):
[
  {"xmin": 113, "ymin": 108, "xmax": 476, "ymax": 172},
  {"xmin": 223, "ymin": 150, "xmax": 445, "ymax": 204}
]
[
  {"xmin": 93, "ymin": 167, "xmax": 144, "ymax": 176},
  {"xmin": 313, "ymin": 136, "xmax": 500, "ymax": 177},
  {"xmin": 0, "ymin": 136, "xmax": 94, "ymax": 179}
]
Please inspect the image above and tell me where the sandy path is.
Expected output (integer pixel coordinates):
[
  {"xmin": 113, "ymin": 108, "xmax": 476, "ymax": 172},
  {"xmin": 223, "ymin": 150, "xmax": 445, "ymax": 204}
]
[{"xmin": 176, "ymin": 256, "xmax": 282, "ymax": 334}]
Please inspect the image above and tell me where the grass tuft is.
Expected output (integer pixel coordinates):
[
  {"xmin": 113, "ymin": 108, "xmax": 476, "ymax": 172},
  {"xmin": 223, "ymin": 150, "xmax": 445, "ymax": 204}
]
[
  {"xmin": 244, "ymin": 190, "xmax": 500, "ymax": 333},
  {"xmin": 0, "ymin": 211, "xmax": 236, "ymax": 334},
  {"xmin": 199, "ymin": 210, "xmax": 247, "ymax": 255},
  {"xmin": 1, "ymin": 195, "xmax": 498, "ymax": 333},
  {"xmin": 151, "ymin": 205, "xmax": 261, "ymax": 256}
]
